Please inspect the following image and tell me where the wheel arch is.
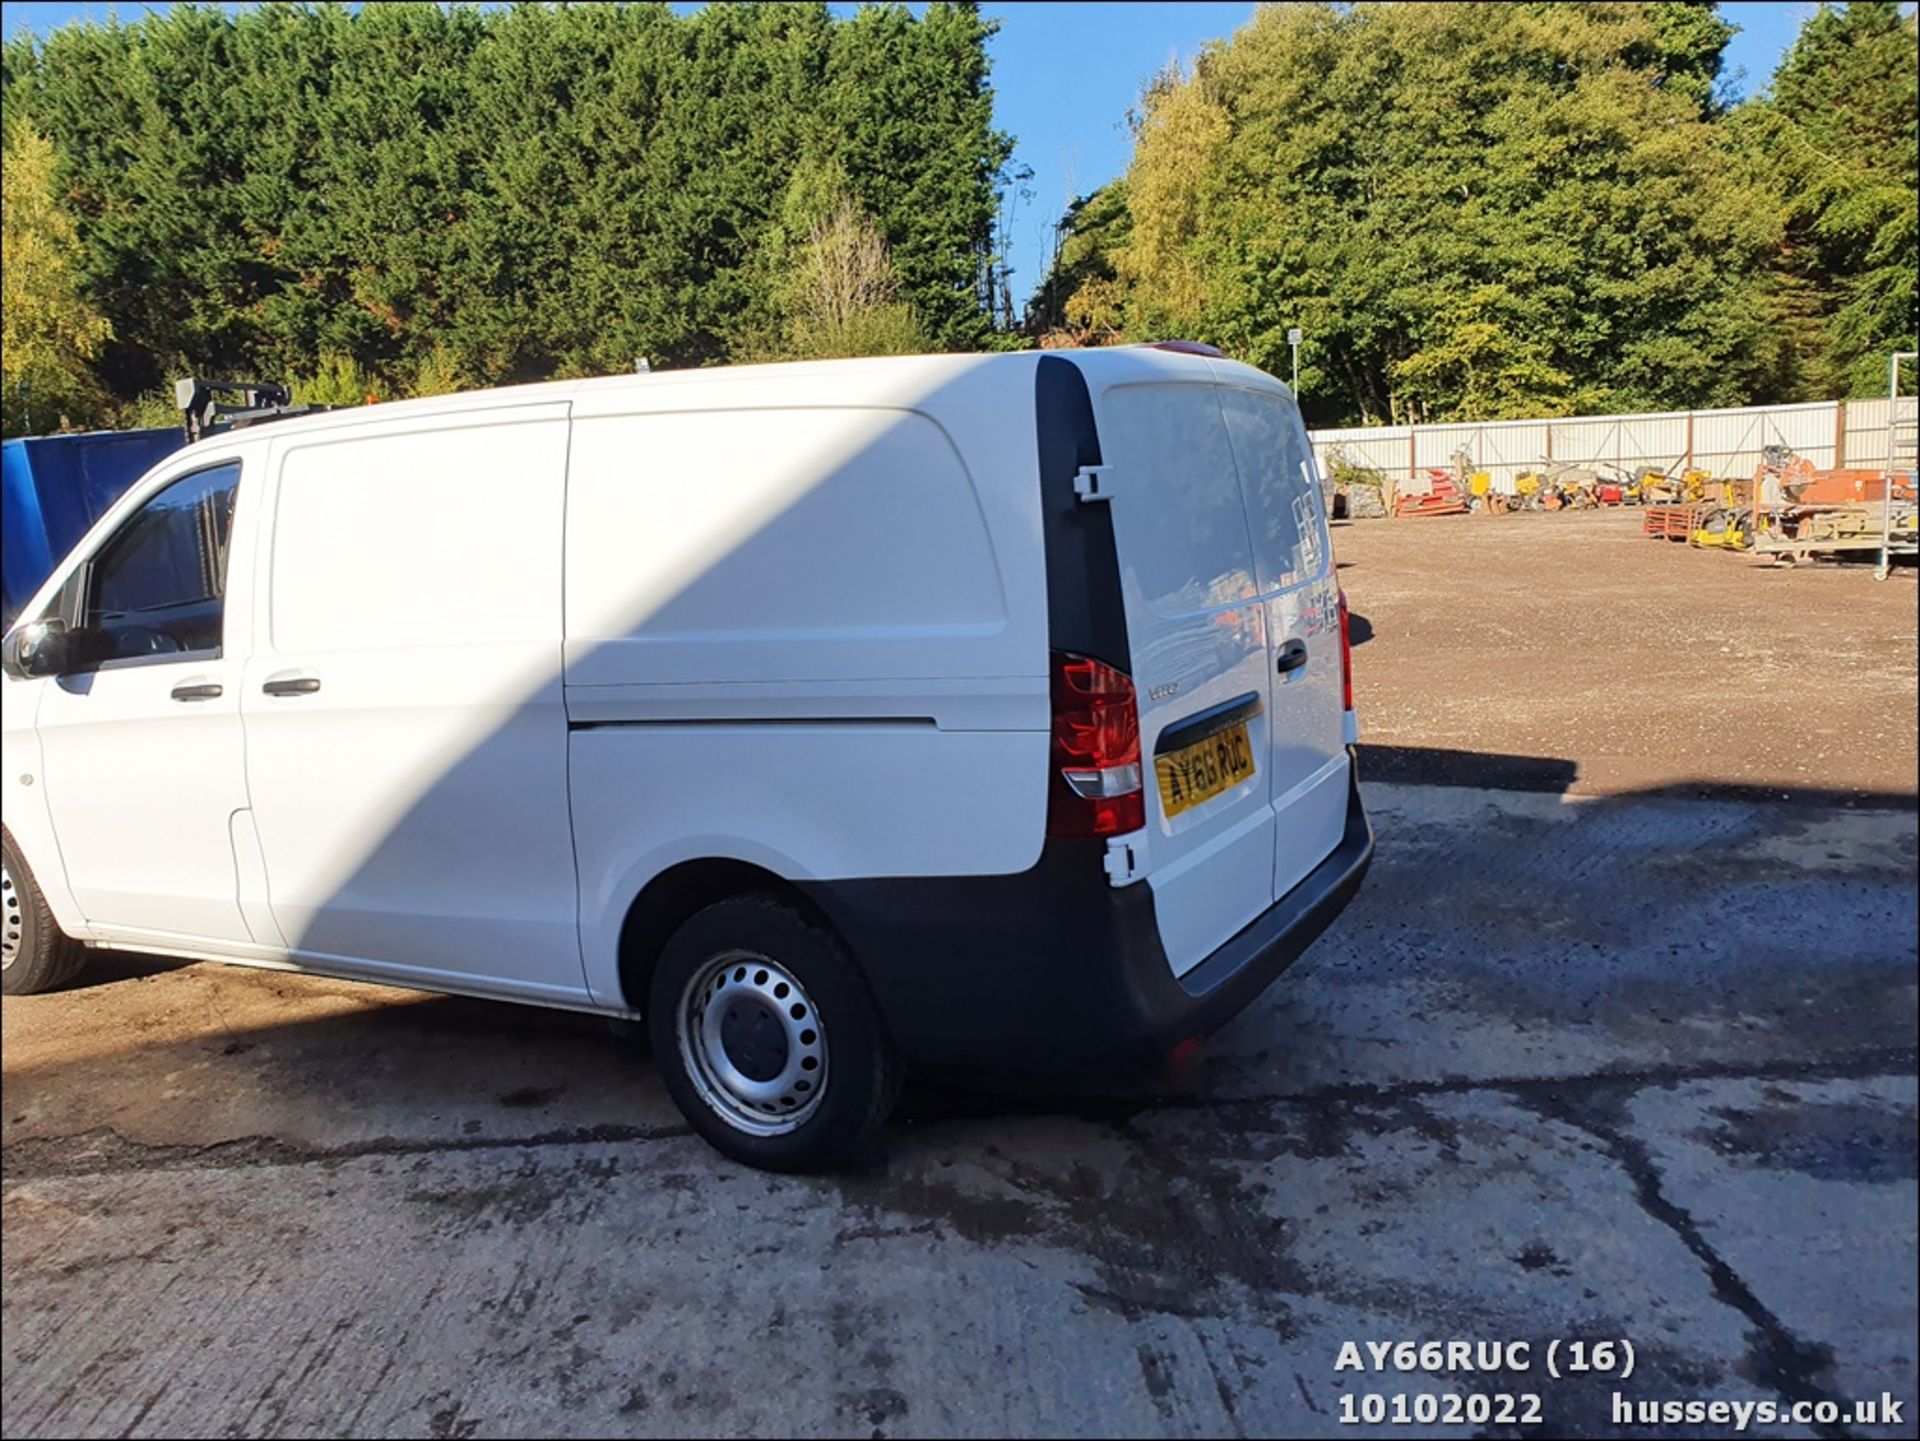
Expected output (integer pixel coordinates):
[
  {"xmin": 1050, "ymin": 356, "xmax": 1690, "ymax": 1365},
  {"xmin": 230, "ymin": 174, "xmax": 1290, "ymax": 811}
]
[{"xmin": 615, "ymin": 857, "xmax": 840, "ymax": 1015}]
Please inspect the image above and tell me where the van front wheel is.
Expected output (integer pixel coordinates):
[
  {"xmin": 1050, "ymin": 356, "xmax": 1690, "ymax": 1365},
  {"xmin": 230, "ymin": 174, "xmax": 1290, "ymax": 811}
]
[
  {"xmin": 2, "ymin": 830, "xmax": 87, "ymax": 997},
  {"xmin": 648, "ymin": 896, "xmax": 899, "ymax": 1172}
]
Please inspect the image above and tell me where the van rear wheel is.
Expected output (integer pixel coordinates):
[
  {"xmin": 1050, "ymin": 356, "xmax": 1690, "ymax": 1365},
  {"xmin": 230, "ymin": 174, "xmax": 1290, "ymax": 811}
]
[
  {"xmin": 2, "ymin": 830, "xmax": 87, "ymax": 997},
  {"xmin": 648, "ymin": 896, "xmax": 899, "ymax": 1172}
]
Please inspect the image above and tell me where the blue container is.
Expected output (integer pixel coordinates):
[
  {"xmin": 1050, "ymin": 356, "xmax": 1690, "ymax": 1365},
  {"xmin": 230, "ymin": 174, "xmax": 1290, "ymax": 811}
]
[{"xmin": 2, "ymin": 427, "xmax": 186, "ymax": 626}]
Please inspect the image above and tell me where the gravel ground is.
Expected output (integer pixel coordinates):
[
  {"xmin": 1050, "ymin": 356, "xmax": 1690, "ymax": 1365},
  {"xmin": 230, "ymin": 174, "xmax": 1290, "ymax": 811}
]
[
  {"xmin": 1337, "ymin": 509, "xmax": 1918, "ymax": 802},
  {"xmin": 2, "ymin": 508, "xmax": 1915, "ymax": 1439}
]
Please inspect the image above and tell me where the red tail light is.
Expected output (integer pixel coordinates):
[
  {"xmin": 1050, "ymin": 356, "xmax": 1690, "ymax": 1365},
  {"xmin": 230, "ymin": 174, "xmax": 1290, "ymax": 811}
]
[
  {"xmin": 1047, "ymin": 651, "xmax": 1144, "ymax": 837},
  {"xmin": 1337, "ymin": 588, "xmax": 1355, "ymax": 712}
]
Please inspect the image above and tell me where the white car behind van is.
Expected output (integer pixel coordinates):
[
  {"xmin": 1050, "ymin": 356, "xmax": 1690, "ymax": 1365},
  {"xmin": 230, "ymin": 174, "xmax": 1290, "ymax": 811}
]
[{"xmin": 1, "ymin": 347, "xmax": 1372, "ymax": 1170}]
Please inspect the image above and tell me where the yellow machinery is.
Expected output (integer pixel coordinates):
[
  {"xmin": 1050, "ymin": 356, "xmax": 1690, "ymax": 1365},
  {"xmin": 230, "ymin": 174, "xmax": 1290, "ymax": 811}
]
[
  {"xmin": 1689, "ymin": 506, "xmax": 1748, "ymax": 549},
  {"xmin": 1637, "ymin": 465, "xmax": 1715, "ymax": 505}
]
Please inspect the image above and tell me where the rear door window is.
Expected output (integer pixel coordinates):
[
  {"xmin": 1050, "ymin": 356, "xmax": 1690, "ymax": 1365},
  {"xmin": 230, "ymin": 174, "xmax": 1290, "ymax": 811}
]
[
  {"xmin": 1098, "ymin": 383, "xmax": 1256, "ymax": 616},
  {"xmin": 1217, "ymin": 387, "xmax": 1327, "ymax": 593}
]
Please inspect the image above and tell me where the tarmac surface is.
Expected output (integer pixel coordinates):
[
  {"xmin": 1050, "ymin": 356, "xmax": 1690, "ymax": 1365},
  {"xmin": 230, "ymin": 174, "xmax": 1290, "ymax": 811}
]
[{"xmin": 3, "ymin": 509, "xmax": 1915, "ymax": 1437}]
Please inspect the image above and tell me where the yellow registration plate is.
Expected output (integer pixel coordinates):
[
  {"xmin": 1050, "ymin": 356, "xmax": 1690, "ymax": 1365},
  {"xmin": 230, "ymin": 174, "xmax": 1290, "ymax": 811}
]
[{"xmin": 1155, "ymin": 722, "xmax": 1256, "ymax": 818}]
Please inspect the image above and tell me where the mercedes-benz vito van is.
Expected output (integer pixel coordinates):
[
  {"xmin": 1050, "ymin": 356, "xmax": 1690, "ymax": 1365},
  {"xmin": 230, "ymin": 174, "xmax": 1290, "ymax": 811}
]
[{"xmin": 1, "ymin": 347, "xmax": 1371, "ymax": 1170}]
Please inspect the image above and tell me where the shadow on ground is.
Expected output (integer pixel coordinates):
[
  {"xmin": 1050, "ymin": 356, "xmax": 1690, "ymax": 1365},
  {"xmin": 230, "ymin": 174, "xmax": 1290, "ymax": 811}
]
[{"xmin": 7, "ymin": 744, "xmax": 1913, "ymax": 1147}]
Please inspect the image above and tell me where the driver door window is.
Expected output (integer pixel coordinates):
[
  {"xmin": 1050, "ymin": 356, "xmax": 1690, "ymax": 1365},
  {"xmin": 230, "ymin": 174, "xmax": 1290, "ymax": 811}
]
[{"xmin": 86, "ymin": 462, "xmax": 240, "ymax": 664}]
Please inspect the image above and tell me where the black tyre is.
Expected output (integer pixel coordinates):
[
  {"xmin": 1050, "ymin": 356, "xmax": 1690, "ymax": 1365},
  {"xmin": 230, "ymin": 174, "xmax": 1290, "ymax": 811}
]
[
  {"xmin": 647, "ymin": 895, "xmax": 899, "ymax": 1173},
  {"xmin": 2, "ymin": 829, "xmax": 87, "ymax": 996}
]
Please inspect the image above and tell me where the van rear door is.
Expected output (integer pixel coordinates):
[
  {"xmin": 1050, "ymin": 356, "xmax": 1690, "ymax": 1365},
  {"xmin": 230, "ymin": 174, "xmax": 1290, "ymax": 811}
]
[
  {"xmin": 1092, "ymin": 380, "xmax": 1275, "ymax": 977},
  {"xmin": 1213, "ymin": 378, "xmax": 1351, "ymax": 903}
]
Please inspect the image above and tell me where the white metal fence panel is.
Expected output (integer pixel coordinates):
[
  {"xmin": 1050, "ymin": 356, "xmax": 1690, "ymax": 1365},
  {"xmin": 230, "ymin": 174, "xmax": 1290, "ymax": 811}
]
[
  {"xmin": 1564, "ymin": 413, "xmax": 1689, "ymax": 471},
  {"xmin": 1316, "ymin": 426, "xmax": 1412, "ymax": 480},
  {"xmin": 1412, "ymin": 424, "xmax": 1471, "ymax": 475},
  {"xmin": 1845, "ymin": 396, "xmax": 1890, "ymax": 467},
  {"xmin": 1546, "ymin": 418, "xmax": 1626, "ymax": 470},
  {"xmin": 1472, "ymin": 421, "xmax": 1550, "ymax": 477},
  {"xmin": 1307, "ymin": 397, "xmax": 1919, "ymax": 493},
  {"xmin": 1843, "ymin": 396, "xmax": 1920, "ymax": 469},
  {"xmin": 1689, "ymin": 403, "xmax": 1837, "ymax": 475}
]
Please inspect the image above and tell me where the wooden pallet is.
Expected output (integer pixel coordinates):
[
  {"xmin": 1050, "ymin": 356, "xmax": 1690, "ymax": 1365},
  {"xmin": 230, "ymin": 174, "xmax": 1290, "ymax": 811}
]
[
  {"xmin": 1395, "ymin": 495, "xmax": 1470, "ymax": 518},
  {"xmin": 1642, "ymin": 503, "xmax": 1704, "ymax": 540}
]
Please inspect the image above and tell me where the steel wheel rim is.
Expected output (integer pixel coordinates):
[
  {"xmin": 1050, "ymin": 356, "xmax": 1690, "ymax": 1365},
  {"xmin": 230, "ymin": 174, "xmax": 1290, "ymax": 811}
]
[
  {"xmin": 676, "ymin": 949, "xmax": 827, "ymax": 1137},
  {"xmin": 1, "ymin": 861, "xmax": 21, "ymax": 969}
]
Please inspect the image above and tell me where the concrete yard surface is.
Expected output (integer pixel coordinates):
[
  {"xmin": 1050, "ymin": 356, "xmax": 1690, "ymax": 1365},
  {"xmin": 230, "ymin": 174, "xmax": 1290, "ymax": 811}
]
[
  {"xmin": 4, "ymin": 507, "xmax": 1916, "ymax": 1437},
  {"xmin": 3, "ymin": 779, "xmax": 1914, "ymax": 1438}
]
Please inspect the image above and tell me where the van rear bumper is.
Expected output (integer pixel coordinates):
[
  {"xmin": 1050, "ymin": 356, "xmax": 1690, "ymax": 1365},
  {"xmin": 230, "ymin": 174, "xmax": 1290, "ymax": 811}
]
[{"xmin": 799, "ymin": 752, "xmax": 1373, "ymax": 1070}]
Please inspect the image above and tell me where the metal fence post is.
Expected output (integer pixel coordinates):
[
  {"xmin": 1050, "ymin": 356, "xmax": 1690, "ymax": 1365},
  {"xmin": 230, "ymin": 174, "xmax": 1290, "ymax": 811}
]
[{"xmin": 1882, "ymin": 353, "xmax": 1916, "ymax": 581}]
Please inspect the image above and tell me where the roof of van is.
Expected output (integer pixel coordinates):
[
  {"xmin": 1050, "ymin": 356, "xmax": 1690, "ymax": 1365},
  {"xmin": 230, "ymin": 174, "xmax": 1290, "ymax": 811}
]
[{"xmin": 178, "ymin": 347, "xmax": 1280, "ymax": 451}]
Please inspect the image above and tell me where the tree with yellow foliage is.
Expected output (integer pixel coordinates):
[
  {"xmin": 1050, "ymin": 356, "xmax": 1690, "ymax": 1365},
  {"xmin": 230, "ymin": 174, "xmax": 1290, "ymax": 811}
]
[
  {"xmin": 782, "ymin": 199, "xmax": 928, "ymax": 362},
  {"xmin": 1111, "ymin": 66, "xmax": 1229, "ymax": 341},
  {"xmin": 2, "ymin": 117, "xmax": 112, "ymax": 436}
]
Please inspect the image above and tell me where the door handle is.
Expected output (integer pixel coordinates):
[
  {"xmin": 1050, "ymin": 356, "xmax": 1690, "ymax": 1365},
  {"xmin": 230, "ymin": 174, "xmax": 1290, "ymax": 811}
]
[
  {"xmin": 262, "ymin": 675, "xmax": 321, "ymax": 697},
  {"xmin": 170, "ymin": 681, "xmax": 223, "ymax": 702},
  {"xmin": 1276, "ymin": 639, "xmax": 1310, "ymax": 674}
]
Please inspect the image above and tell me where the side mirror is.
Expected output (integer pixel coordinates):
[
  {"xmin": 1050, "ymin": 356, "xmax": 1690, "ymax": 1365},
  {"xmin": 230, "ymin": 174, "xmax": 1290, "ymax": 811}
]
[{"xmin": 2, "ymin": 619, "xmax": 74, "ymax": 680}]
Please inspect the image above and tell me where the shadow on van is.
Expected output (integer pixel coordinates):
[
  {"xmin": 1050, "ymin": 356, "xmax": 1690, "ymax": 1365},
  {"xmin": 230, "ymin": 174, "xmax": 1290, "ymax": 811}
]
[
  {"xmin": 214, "ymin": 352, "xmax": 1355, "ymax": 1032},
  {"xmin": 229, "ymin": 358, "xmax": 1050, "ymax": 1010}
]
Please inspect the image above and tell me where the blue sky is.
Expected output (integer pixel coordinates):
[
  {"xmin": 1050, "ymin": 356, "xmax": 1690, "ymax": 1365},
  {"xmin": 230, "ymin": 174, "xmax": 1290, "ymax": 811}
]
[{"xmin": 0, "ymin": 0, "xmax": 1829, "ymax": 306}]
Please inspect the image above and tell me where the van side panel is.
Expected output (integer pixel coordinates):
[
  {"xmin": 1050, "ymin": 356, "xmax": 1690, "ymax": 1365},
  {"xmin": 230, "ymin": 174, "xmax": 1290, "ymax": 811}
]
[
  {"xmin": 565, "ymin": 408, "xmax": 1006, "ymax": 686},
  {"xmin": 562, "ymin": 382, "xmax": 1050, "ymax": 1008},
  {"xmin": 241, "ymin": 409, "xmax": 588, "ymax": 1000}
]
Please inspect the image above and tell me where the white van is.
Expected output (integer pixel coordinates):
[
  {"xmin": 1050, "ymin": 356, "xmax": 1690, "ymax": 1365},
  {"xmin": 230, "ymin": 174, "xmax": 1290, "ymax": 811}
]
[{"xmin": 0, "ymin": 348, "xmax": 1371, "ymax": 1170}]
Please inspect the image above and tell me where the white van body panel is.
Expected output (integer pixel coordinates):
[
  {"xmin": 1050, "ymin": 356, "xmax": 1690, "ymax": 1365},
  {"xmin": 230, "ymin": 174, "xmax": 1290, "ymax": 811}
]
[
  {"xmin": 568, "ymin": 719, "xmax": 1048, "ymax": 1005},
  {"xmin": 563, "ymin": 353, "xmax": 1047, "ymax": 693},
  {"xmin": 4, "ymin": 350, "xmax": 1365, "ymax": 1037},
  {"xmin": 561, "ymin": 356, "xmax": 1054, "ymax": 1003},
  {"xmin": 566, "ymin": 406, "xmax": 1007, "ymax": 684},
  {"xmin": 36, "ymin": 654, "xmax": 254, "ymax": 946},
  {"xmin": 1071, "ymin": 348, "xmax": 1350, "ymax": 977},
  {"xmin": 238, "ymin": 403, "xmax": 589, "ymax": 1002},
  {"xmin": 0, "ymin": 689, "xmax": 75, "ymax": 931}
]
